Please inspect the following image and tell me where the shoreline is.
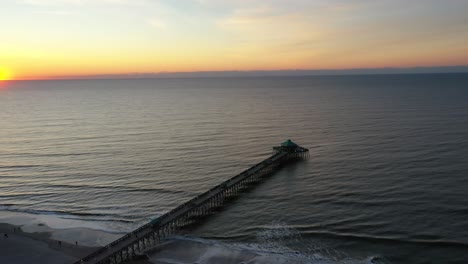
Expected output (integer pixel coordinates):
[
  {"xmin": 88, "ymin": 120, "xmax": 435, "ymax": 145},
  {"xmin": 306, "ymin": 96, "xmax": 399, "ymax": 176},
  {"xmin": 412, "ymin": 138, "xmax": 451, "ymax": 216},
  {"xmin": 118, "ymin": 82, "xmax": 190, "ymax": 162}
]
[
  {"xmin": 0, "ymin": 213, "xmax": 380, "ymax": 264},
  {"xmin": 0, "ymin": 211, "xmax": 124, "ymax": 264},
  {"xmin": 0, "ymin": 222, "xmax": 98, "ymax": 264},
  {"xmin": 0, "ymin": 211, "xmax": 124, "ymax": 246}
]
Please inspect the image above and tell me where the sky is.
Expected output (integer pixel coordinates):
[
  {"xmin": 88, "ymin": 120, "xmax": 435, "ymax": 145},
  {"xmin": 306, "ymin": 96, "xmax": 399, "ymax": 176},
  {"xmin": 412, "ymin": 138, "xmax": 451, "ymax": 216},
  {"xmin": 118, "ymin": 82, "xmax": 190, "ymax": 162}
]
[{"xmin": 1, "ymin": 0, "xmax": 468, "ymax": 80}]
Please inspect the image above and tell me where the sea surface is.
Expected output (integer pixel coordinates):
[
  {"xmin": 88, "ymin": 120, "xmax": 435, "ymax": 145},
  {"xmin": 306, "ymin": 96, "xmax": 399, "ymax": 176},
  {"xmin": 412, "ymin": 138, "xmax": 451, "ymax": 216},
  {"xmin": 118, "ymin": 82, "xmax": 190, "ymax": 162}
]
[{"xmin": 1, "ymin": 74, "xmax": 468, "ymax": 263}]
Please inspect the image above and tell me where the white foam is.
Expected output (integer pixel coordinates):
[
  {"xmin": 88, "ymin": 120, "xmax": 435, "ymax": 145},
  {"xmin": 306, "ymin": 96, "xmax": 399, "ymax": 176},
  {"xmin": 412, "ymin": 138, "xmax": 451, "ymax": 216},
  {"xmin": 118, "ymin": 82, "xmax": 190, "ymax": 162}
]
[
  {"xmin": 167, "ymin": 235, "xmax": 385, "ymax": 264},
  {"xmin": 166, "ymin": 220, "xmax": 390, "ymax": 264},
  {"xmin": 0, "ymin": 210, "xmax": 125, "ymax": 247}
]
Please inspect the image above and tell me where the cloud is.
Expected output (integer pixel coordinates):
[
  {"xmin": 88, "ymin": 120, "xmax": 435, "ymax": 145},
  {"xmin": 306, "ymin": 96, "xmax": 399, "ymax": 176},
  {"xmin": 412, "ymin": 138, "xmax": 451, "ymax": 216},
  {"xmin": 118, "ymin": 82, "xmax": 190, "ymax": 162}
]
[
  {"xmin": 22, "ymin": 0, "xmax": 83, "ymax": 5},
  {"xmin": 148, "ymin": 19, "xmax": 167, "ymax": 30},
  {"xmin": 101, "ymin": 0, "xmax": 149, "ymax": 5},
  {"xmin": 20, "ymin": 0, "xmax": 148, "ymax": 5},
  {"xmin": 38, "ymin": 10, "xmax": 75, "ymax": 15}
]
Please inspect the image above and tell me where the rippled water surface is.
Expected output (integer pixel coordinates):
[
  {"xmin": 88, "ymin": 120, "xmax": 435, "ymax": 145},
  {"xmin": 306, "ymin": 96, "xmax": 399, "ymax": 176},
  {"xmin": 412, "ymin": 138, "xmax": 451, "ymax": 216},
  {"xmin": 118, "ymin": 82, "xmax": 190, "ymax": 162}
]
[{"xmin": 1, "ymin": 74, "xmax": 468, "ymax": 263}]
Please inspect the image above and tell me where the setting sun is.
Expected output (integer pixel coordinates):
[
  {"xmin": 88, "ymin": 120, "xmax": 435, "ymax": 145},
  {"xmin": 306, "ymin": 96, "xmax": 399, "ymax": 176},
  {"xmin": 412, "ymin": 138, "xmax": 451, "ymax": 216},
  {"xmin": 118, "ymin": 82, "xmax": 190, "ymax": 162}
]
[{"xmin": 0, "ymin": 67, "xmax": 12, "ymax": 81}]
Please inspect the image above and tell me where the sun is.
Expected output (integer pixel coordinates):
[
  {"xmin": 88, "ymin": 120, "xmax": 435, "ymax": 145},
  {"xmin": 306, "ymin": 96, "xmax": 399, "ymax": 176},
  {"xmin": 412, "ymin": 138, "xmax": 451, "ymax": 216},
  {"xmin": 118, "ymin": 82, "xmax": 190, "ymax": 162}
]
[{"xmin": 0, "ymin": 67, "xmax": 13, "ymax": 81}]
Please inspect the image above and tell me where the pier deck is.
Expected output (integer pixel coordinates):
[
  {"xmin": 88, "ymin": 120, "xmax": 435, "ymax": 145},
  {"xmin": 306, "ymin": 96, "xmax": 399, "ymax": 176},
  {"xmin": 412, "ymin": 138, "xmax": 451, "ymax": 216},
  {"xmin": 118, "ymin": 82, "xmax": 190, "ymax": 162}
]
[{"xmin": 75, "ymin": 140, "xmax": 308, "ymax": 264}]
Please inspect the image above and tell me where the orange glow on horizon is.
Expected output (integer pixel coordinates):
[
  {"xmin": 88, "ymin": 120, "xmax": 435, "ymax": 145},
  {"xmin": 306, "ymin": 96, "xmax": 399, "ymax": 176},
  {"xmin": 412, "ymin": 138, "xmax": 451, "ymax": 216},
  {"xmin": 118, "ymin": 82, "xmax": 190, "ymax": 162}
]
[
  {"xmin": 2, "ymin": 1, "xmax": 468, "ymax": 80},
  {"xmin": 6, "ymin": 42, "xmax": 468, "ymax": 80}
]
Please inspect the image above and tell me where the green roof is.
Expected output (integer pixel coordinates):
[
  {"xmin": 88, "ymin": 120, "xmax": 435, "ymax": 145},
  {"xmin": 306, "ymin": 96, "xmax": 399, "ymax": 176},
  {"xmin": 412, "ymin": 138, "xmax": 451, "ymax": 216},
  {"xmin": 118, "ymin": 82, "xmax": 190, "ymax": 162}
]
[{"xmin": 281, "ymin": 139, "xmax": 298, "ymax": 147}]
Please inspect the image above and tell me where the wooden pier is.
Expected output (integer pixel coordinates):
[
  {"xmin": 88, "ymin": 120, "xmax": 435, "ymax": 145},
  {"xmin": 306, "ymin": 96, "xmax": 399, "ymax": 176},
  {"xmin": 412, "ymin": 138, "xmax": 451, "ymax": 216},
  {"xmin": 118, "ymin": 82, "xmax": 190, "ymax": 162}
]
[{"xmin": 74, "ymin": 140, "xmax": 308, "ymax": 264}]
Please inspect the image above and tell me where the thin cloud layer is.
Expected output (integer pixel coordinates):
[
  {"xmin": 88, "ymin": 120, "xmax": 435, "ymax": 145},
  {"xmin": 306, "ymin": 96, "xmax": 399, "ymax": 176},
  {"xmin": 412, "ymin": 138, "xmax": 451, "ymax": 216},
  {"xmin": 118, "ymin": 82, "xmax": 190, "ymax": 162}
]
[{"xmin": 2, "ymin": 0, "xmax": 468, "ymax": 79}]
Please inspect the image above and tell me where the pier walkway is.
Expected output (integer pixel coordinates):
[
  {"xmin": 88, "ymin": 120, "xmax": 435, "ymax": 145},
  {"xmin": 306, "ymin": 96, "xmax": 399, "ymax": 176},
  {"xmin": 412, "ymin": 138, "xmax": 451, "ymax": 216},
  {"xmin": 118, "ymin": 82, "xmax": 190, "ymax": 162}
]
[{"xmin": 75, "ymin": 140, "xmax": 308, "ymax": 264}]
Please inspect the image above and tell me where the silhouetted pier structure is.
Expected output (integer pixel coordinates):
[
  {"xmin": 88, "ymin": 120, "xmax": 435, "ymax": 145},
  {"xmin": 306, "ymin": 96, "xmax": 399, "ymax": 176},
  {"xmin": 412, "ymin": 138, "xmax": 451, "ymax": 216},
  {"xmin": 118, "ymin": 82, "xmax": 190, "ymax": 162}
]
[{"xmin": 75, "ymin": 140, "xmax": 308, "ymax": 264}]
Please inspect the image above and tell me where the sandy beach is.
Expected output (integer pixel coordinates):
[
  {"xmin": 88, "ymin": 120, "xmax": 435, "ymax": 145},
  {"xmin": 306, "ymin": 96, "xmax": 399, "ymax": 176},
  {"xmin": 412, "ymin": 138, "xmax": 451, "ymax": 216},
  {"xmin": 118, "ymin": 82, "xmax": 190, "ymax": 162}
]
[
  {"xmin": 0, "ymin": 222, "xmax": 98, "ymax": 264},
  {"xmin": 0, "ymin": 211, "xmax": 124, "ymax": 264}
]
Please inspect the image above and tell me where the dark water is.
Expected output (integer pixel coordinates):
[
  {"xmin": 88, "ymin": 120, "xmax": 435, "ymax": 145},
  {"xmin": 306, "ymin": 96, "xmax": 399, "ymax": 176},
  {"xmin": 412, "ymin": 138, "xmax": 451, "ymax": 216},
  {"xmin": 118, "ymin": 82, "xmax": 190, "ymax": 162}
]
[{"xmin": 1, "ymin": 74, "xmax": 468, "ymax": 263}]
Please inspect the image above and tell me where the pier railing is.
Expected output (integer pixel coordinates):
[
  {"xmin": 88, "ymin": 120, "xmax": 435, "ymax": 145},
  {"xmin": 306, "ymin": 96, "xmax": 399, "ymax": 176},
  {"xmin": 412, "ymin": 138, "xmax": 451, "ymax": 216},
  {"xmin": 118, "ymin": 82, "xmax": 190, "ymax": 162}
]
[{"xmin": 74, "ymin": 141, "xmax": 308, "ymax": 264}]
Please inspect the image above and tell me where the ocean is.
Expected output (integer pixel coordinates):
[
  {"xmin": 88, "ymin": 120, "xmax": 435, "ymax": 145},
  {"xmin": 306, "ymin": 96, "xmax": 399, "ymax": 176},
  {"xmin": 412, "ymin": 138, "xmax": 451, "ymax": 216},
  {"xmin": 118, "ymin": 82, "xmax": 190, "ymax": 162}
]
[{"xmin": 1, "ymin": 73, "xmax": 467, "ymax": 263}]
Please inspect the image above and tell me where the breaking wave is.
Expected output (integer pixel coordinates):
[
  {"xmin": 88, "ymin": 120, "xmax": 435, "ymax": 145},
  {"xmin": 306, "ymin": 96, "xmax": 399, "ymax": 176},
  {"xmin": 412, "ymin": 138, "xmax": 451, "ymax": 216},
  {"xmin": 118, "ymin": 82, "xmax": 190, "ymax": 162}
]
[{"xmin": 151, "ymin": 221, "xmax": 390, "ymax": 264}]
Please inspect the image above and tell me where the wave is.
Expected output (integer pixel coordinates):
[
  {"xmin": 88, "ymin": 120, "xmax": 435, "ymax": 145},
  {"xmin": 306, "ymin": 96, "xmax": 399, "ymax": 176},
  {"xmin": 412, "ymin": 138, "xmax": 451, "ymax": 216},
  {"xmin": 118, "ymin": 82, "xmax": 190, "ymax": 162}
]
[
  {"xmin": 0, "ymin": 165, "xmax": 43, "ymax": 169},
  {"xmin": 26, "ymin": 183, "xmax": 193, "ymax": 196},
  {"xmin": 297, "ymin": 229, "xmax": 468, "ymax": 249},
  {"xmin": 209, "ymin": 223, "xmax": 468, "ymax": 252},
  {"xmin": 220, "ymin": 219, "xmax": 468, "ymax": 252},
  {"xmin": 159, "ymin": 221, "xmax": 392, "ymax": 264},
  {"xmin": 160, "ymin": 235, "xmax": 389, "ymax": 264},
  {"xmin": 0, "ymin": 205, "xmax": 135, "ymax": 224}
]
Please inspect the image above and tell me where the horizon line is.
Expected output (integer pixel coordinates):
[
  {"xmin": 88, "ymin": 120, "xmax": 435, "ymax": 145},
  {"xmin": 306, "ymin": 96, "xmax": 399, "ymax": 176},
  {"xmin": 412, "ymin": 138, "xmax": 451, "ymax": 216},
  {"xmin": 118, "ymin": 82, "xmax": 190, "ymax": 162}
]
[{"xmin": 9, "ymin": 65, "xmax": 468, "ymax": 81}]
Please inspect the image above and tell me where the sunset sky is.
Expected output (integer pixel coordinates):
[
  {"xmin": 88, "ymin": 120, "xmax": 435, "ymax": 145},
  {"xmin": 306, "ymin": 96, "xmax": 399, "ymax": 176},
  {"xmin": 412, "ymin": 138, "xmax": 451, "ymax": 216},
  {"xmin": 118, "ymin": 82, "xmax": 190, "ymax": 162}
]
[{"xmin": 1, "ymin": 0, "xmax": 468, "ymax": 80}]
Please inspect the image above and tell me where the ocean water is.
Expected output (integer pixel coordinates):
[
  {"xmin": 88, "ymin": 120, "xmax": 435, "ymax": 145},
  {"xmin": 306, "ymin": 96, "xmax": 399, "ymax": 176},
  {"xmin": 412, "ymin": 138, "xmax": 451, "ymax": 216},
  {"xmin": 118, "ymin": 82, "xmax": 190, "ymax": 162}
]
[{"xmin": 1, "ymin": 74, "xmax": 468, "ymax": 263}]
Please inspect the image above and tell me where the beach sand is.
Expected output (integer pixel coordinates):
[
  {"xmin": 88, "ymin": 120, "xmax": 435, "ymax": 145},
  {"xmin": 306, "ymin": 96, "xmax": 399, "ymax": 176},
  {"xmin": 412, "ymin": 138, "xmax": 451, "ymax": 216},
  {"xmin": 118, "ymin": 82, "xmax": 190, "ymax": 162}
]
[
  {"xmin": 0, "ymin": 222, "xmax": 99, "ymax": 264},
  {"xmin": 0, "ymin": 211, "xmax": 126, "ymax": 263}
]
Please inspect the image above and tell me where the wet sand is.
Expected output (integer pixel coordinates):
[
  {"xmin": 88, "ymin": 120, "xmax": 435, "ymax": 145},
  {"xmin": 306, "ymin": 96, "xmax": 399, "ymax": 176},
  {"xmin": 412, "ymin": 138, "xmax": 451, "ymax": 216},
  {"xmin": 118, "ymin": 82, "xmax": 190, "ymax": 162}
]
[{"xmin": 0, "ymin": 223, "xmax": 100, "ymax": 264}]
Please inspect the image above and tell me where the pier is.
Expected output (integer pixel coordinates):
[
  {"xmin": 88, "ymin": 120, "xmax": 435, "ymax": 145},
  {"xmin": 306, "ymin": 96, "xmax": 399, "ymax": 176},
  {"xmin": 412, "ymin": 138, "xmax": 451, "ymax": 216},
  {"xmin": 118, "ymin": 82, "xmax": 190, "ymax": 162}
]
[{"xmin": 75, "ymin": 140, "xmax": 309, "ymax": 264}]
